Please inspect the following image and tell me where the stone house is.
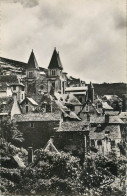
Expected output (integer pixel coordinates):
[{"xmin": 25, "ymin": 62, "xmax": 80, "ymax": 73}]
[
  {"xmin": 89, "ymin": 125, "xmax": 121, "ymax": 157},
  {"xmin": 54, "ymin": 120, "xmax": 90, "ymax": 162},
  {"xmin": 20, "ymin": 97, "xmax": 38, "ymax": 114},
  {"xmin": 13, "ymin": 113, "xmax": 61, "ymax": 149},
  {"xmin": 89, "ymin": 115, "xmax": 124, "ymax": 157}
]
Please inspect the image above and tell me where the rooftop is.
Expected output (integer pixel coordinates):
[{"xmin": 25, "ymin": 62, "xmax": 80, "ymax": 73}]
[
  {"xmin": 89, "ymin": 125, "xmax": 121, "ymax": 140},
  {"xmin": 90, "ymin": 116, "xmax": 124, "ymax": 124},
  {"xmin": 14, "ymin": 112, "xmax": 61, "ymax": 122},
  {"xmin": 57, "ymin": 120, "xmax": 89, "ymax": 132},
  {"xmin": 48, "ymin": 48, "xmax": 63, "ymax": 70},
  {"xmin": 27, "ymin": 50, "xmax": 39, "ymax": 70}
]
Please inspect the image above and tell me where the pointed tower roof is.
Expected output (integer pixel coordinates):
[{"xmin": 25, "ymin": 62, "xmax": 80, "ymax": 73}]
[
  {"xmin": 48, "ymin": 48, "xmax": 63, "ymax": 70},
  {"xmin": 27, "ymin": 50, "xmax": 39, "ymax": 70}
]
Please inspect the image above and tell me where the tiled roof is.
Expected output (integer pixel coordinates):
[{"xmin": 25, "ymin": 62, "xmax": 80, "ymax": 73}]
[
  {"xmin": 27, "ymin": 50, "xmax": 39, "ymax": 70},
  {"xmin": 102, "ymin": 102, "xmax": 113, "ymax": 110},
  {"xmin": 57, "ymin": 120, "xmax": 89, "ymax": 132},
  {"xmin": 14, "ymin": 112, "xmax": 61, "ymax": 122},
  {"xmin": 89, "ymin": 125, "xmax": 121, "ymax": 140},
  {"xmin": 48, "ymin": 48, "xmax": 63, "ymax": 70},
  {"xmin": 90, "ymin": 116, "xmax": 124, "ymax": 124},
  {"xmin": 64, "ymin": 93, "xmax": 82, "ymax": 105}
]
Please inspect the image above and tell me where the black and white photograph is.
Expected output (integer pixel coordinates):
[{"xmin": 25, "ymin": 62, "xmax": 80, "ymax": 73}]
[{"xmin": 0, "ymin": 0, "xmax": 126, "ymax": 195}]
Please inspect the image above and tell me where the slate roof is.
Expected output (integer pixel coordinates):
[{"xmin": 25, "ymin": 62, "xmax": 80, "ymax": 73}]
[
  {"xmin": 89, "ymin": 125, "xmax": 121, "ymax": 140},
  {"xmin": 90, "ymin": 116, "xmax": 124, "ymax": 124},
  {"xmin": 27, "ymin": 50, "xmax": 39, "ymax": 70},
  {"xmin": 48, "ymin": 48, "xmax": 63, "ymax": 70},
  {"xmin": 102, "ymin": 102, "xmax": 113, "ymax": 110},
  {"xmin": 14, "ymin": 112, "xmax": 61, "ymax": 122},
  {"xmin": 64, "ymin": 93, "xmax": 82, "ymax": 106},
  {"xmin": 57, "ymin": 120, "xmax": 89, "ymax": 132}
]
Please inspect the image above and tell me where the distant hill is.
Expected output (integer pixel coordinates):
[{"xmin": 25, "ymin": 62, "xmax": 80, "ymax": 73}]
[{"xmin": 93, "ymin": 83, "xmax": 127, "ymax": 97}]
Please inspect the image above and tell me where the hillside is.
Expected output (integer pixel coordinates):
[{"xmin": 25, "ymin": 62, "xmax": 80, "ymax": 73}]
[{"xmin": 93, "ymin": 83, "xmax": 127, "ymax": 97}]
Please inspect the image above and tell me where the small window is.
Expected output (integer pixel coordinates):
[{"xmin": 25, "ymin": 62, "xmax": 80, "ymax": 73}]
[
  {"xmin": 111, "ymin": 140, "xmax": 115, "ymax": 148},
  {"xmin": 13, "ymin": 86, "xmax": 16, "ymax": 90},
  {"xmin": 105, "ymin": 130, "xmax": 110, "ymax": 134},
  {"xmin": 30, "ymin": 122, "xmax": 34, "ymax": 128},
  {"xmin": 85, "ymin": 105, "xmax": 89, "ymax": 112},
  {"xmin": 21, "ymin": 86, "xmax": 24, "ymax": 91},
  {"xmin": 22, "ymin": 94, "xmax": 24, "ymax": 100},
  {"xmin": 91, "ymin": 139, "xmax": 95, "ymax": 147},
  {"xmin": 52, "ymin": 70, "xmax": 55, "ymax": 76},
  {"xmin": 26, "ymin": 105, "xmax": 28, "ymax": 113},
  {"xmin": 29, "ymin": 72, "xmax": 33, "ymax": 78},
  {"xmin": 97, "ymin": 140, "xmax": 102, "ymax": 145}
]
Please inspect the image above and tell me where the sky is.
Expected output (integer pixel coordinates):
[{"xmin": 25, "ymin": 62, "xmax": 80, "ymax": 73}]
[{"xmin": 0, "ymin": 0, "xmax": 126, "ymax": 83}]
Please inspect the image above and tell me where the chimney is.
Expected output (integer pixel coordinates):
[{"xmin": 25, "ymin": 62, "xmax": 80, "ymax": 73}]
[
  {"xmin": 87, "ymin": 113, "xmax": 90, "ymax": 122},
  {"xmin": 105, "ymin": 114, "xmax": 109, "ymax": 124},
  {"xmin": 28, "ymin": 147, "xmax": 33, "ymax": 164}
]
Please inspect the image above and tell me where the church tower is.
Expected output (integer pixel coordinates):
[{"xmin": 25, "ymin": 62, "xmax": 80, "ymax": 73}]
[
  {"xmin": 25, "ymin": 50, "xmax": 40, "ymax": 96},
  {"xmin": 47, "ymin": 48, "xmax": 66, "ymax": 95},
  {"xmin": 26, "ymin": 49, "xmax": 40, "ymax": 80}
]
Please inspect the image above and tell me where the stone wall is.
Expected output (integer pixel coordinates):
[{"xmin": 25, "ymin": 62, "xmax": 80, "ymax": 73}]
[{"xmin": 16, "ymin": 120, "xmax": 60, "ymax": 149}]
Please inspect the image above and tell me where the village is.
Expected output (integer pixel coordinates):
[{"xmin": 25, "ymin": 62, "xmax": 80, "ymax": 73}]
[{"xmin": 0, "ymin": 48, "xmax": 126, "ymax": 195}]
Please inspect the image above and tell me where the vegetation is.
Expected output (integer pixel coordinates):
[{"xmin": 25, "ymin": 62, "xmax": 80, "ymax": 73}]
[{"xmin": 93, "ymin": 83, "xmax": 126, "ymax": 97}]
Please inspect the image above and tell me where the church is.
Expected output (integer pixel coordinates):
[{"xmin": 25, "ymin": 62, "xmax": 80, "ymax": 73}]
[{"xmin": 25, "ymin": 48, "xmax": 94, "ymax": 104}]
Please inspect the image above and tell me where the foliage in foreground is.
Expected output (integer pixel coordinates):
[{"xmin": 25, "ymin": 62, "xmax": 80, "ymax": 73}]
[{"xmin": 1, "ymin": 145, "xmax": 126, "ymax": 196}]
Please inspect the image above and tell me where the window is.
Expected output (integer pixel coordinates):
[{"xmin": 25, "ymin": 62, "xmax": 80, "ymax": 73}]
[
  {"xmin": 26, "ymin": 100, "xmax": 28, "ymax": 104},
  {"xmin": 22, "ymin": 94, "xmax": 24, "ymax": 100},
  {"xmin": 26, "ymin": 105, "xmax": 28, "ymax": 113},
  {"xmin": 91, "ymin": 139, "xmax": 95, "ymax": 147},
  {"xmin": 85, "ymin": 105, "xmax": 89, "ymax": 112},
  {"xmin": 30, "ymin": 122, "xmax": 34, "ymax": 128},
  {"xmin": 13, "ymin": 86, "xmax": 16, "ymax": 90},
  {"xmin": 29, "ymin": 72, "xmax": 33, "ymax": 78},
  {"xmin": 52, "ymin": 70, "xmax": 56, "ymax": 76},
  {"xmin": 111, "ymin": 140, "xmax": 115, "ymax": 148},
  {"xmin": 21, "ymin": 86, "xmax": 24, "ymax": 91},
  {"xmin": 97, "ymin": 140, "xmax": 102, "ymax": 145}
]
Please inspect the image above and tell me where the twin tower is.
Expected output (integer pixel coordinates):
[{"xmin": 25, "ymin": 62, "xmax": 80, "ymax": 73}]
[{"xmin": 26, "ymin": 48, "xmax": 94, "ymax": 102}]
